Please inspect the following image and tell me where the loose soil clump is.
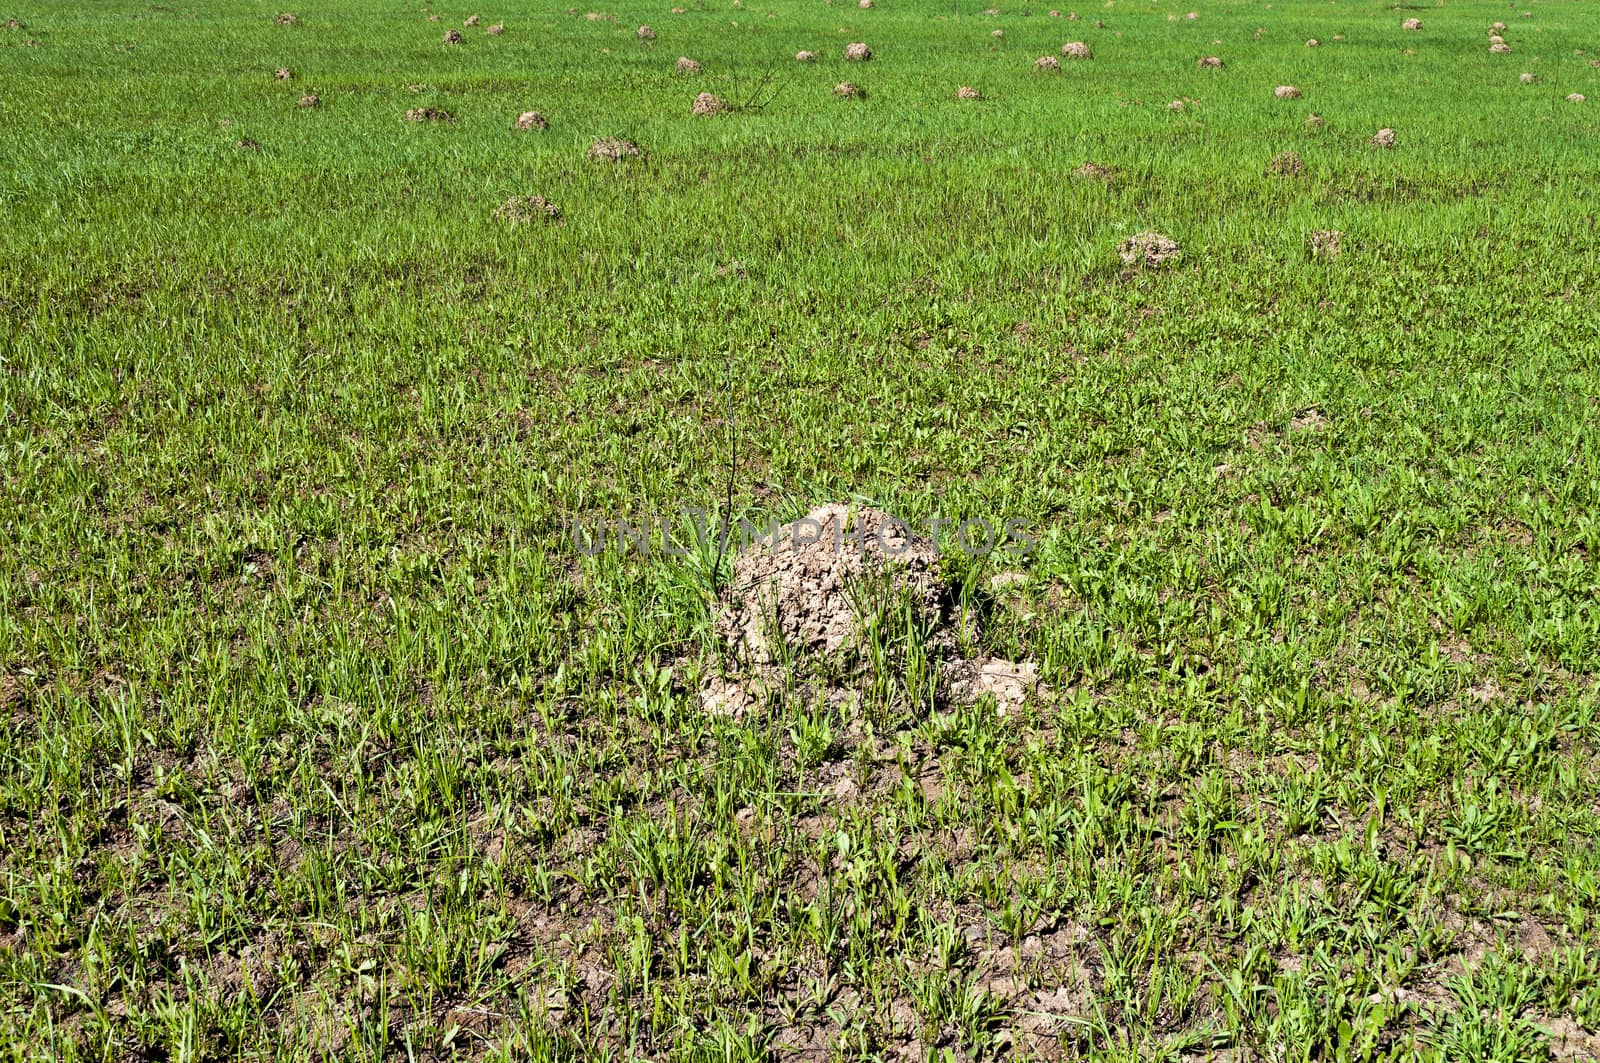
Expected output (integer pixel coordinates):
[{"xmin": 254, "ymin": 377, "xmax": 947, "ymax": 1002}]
[
  {"xmin": 443, "ymin": 29, "xmax": 462, "ymax": 43},
  {"xmin": 1308, "ymin": 229, "xmax": 1343, "ymax": 259},
  {"xmin": 405, "ymin": 106, "xmax": 453, "ymax": 122},
  {"xmin": 1198, "ymin": 55, "xmax": 1222, "ymax": 68},
  {"xmin": 691, "ymin": 91, "xmax": 729, "ymax": 116},
  {"xmin": 676, "ymin": 55, "xmax": 702, "ymax": 73},
  {"xmin": 834, "ymin": 81, "xmax": 866, "ymax": 99},
  {"xmin": 588, "ymin": 135, "xmax": 642, "ymax": 160},
  {"xmin": 297, "ymin": 94, "xmax": 320, "ymax": 108},
  {"xmin": 1370, "ymin": 127, "xmax": 1396, "ymax": 148},
  {"xmin": 275, "ymin": 12, "xmax": 298, "ymax": 25},
  {"xmin": 1033, "ymin": 55, "xmax": 1060, "ymax": 71},
  {"xmin": 1401, "ymin": 17, "xmax": 1421, "ymax": 31},
  {"xmin": 1118, "ymin": 230, "xmax": 1181, "ymax": 268},
  {"xmin": 637, "ymin": 24, "xmax": 656, "ymax": 40},
  {"xmin": 795, "ymin": 50, "xmax": 816, "ymax": 62},
  {"xmin": 494, "ymin": 195, "xmax": 561, "ymax": 223},
  {"xmin": 956, "ymin": 85, "xmax": 981, "ymax": 100},
  {"xmin": 1061, "ymin": 41, "xmax": 1091, "ymax": 59},
  {"xmin": 1274, "ymin": 84, "xmax": 1301, "ymax": 99},
  {"xmin": 515, "ymin": 110, "xmax": 548, "ymax": 130},
  {"xmin": 1266, "ymin": 150, "xmax": 1303, "ymax": 176},
  {"xmin": 844, "ymin": 41, "xmax": 871, "ymax": 60}
]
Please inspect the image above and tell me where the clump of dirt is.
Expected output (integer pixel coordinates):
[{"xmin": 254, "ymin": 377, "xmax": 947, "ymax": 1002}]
[
  {"xmin": 1308, "ymin": 229, "xmax": 1342, "ymax": 259},
  {"xmin": 675, "ymin": 55, "xmax": 702, "ymax": 73},
  {"xmin": 443, "ymin": 29, "xmax": 462, "ymax": 43},
  {"xmin": 715, "ymin": 504, "xmax": 944, "ymax": 669},
  {"xmin": 1184, "ymin": 10, "xmax": 1199, "ymax": 19},
  {"xmin": 405, "ymin": 106, "xmax": 453, "ymax": 121},
  {"xmin": 691, "ymin": 91, "xmax": 729, "ymax": 115},
  {"xmin": 1491, "ymin": 21, "xmax": 1507, "ymax": 32},
  {"xmin": 833, "ymin": 81, "xmax": 866, "ymax": 98},
  {"xmin": 1305, "ymin": 37, "xmax": 1319, "ymax": 47},
  {"xmin": 1197, "ymin": 55, "xmax": 1222, "ymax": 68},
  {"xmin": 1568, "ymin": 93, "xmax": 1587, "ymax": 103},
  {"xmin": 1519, "ymin": 72, "xmax": 1536, "ymax": 83},
  {"xmin": 274, "ymin": 67, "xmax": 292, "ymax": 79},
  {"xmin": 956, "ymin": 84, "xmax": 981, "ymax": 99},
  {"xmin": 235, "ymin": 137, "xmax": 263, "ymax": 152},
  {"xmin": 1304, "ymin": 112, "xmax": 1325, "ymax": 128},
  {"xmin": 844, "ymin": 41, "xmax": 871, "ymax": 60},
  {"xmin": 858, "ymin": 0, "xmax": 873, "ymax": 8},
  {"xmin": 1072, "ymin": 160, "xmax": 1117, "ymax": 178},
  {"xmin": 637, "ymin": 24, "xmax": 655, "ymax": 39},
  {"xmin": 1060, "ymin": 40, "xmax": 1091, "ymax": 59},
  {"xmin": 275, "ymin": 12, "xmax": 298, "ymax": 25},
  {"xmin": 1401, "ymin": 17, "xmax": 1421, "ymax": 30},
  {"xmin": 494, "ymin": 195, "xmax": 561, "ymax": 223},
  {"xmin": 1167, "ymin": 98, "xmax": 1186, "ymax": 111},
  {"xmin": 588, "ymin": 135, "xmax": 642, "ymax": 160},
  {"xmin": 990, "ymin": 28, "xmax": 1003, "ymax": 37},
  {"xmin": 1490, "ymin": 41, "xmax": 1512, "ymax": 54},
  {"xmin": 486, "ymin": 22, "xmax": 504, "ymax": 34},
  {"xmin": 1118, "ymin": 230, "xmax": 1181, "ymax": 268},
  {"xmin": 707, "ymin": 504, "xmax": 1044, "ymax": 717},
  {"xmin": 1274, "ymin": 84, "xmax": 1301, "ymax": 99},
  {"xmin": 1370, "ymin": 127, "xmax": 1396, "ymax": 148},
  {"xmin": 945, "ymin": 658, "xmax": 1041, "ymax": 717},
  {"xmin": 1266, "ymin": 150, "xmax": 1303, "ymax": 176},
  {"xmin": 1048, "ymin": 9, "xmax": 1061, "ymax": 16},
  {"xmin": 515, "ymin": 110, "xmax": 548, "ymax": 130},
  {"xmin": 297, "ymin": 93, "xmax": 320, "ymax": 108},
  {"xmin": 1033, "ymin": 55, "xmax": 1061, "ymax": 71},
  {"xmin": 464, "ymin": 14, "xmax": 480, "ymax": 26},
  {"xmin": 795, "ymin": 50, "xmax": 816, "ymax": 61},
  {"xmin": 1488, "ymin": 34, "xmax": 1506, "ymax": 45}
]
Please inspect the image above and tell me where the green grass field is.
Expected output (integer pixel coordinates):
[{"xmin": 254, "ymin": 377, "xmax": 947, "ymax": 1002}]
[{"xmin": 4, "ymin": 0, "xmax": 1600, "ymax": 1057}]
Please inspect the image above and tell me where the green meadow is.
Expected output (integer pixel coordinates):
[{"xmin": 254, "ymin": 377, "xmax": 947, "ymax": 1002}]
[{"xmin": 2, "ymin": 0, "xmax": 1600, "ymax": 1057}]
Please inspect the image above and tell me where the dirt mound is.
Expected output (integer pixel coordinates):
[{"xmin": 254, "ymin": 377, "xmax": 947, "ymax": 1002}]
[
  {"xmin": 235, "ymin": 137, "xmax": 263, "ymax": 152},
  {"xmin": 1401, "ymin": 17, "xmax": 1421, "ymax": 31},
  {"xmin": 833, "ymin": 81, "xmax": 865, "ymax": 99},
  {"xmin": 1370, "ymin": 127, "xmax": 1396, "ymax": 148},
  {"xmin": 1304, "ymin": 112, "xmax": 1325, "ymax": 128},
  {"xmin": 1568, "ymin": 93, "xmax": 1587, "ymax": 103},
  {"xmin": 990, "ymin": 28, "xmax": 1003, "ymax": 37},
  {"xmin": 637, "ymin": 24, "xmax": 656, "ymax": 40},
  {"xmin": 675, "ymin": 55, "xmax": 702, "ymax": 73},
  {"xmin": 1490, "ymin": 41, "xmax": 1512, "ymax": 54},
  {"xmin": 795, "ymin": 50, "xmax": 816, "ymax": 62},
  {"xmin": 844, "ymin": 41, "xmax": 871, "ymax": 60},
  {"xmin": 1266, "ymin": 150, "xmax": 1303, "ymax": 176},
  {"xmin": 486, "ymin": 23, "xmax": 504, "ymax": 35},
  {"xmin": 859, "ymin": 0, "xmax": 873, "ymax": 8},
  {"xmin": 1167, "ymin": 99, "xmax": 1186, "ymax": 111},
  {"xmin": 706, "ymin": 504, "xmax": 1045, "ymax": 717},
  {"xmin": 1118, "ymin": 230, "xmax": 1181, "ymax": 268},
  {"xmin": 1061, "ymin": 40, "xmax": 1091, "ymax": 59},
  {"xmin": 1308, "ymin": 229, "xmax": 1342, "ymax": 259},
  {"xmin": 1274, "ymin": 84, "xmax": 1301, "ymax": 99},
  {"xmin": 1197, "ymin": 55, "xmax": 1222, "ymax": 68},
  {"xmin": 956, "ymin": 85, "xmax": 981, "ymax": 99},
  {"xmin": 588, "ymin": 135, "xmax": 642, "ymax": 160},
  {"xmin": 405, "ymin": 106, "xmax": 453, "ymax": 122},
  {"xmin": 515, "ymin": 110, "xmax": 548, "ymax": 130},
  {"xmin": 297, "ymin": 93, "xmax": 320, "ymax": 108},
  {"xmin": 1492, "ymin": 21, "xmax": 1507, "ymax": 32},
  {"xmin": 443, "ymin": 29, "xmax": 462, "ymax": 43},
  {"xmin": 494, "ymin": 195, "xmax": 561, "ymax": 223},
  {"xmin": 1033, "ymin": 55, "xmax": 1060, "ymax": 71},
  {"xmin": 1305, "ymin": 37, "xmax": 1319, "ymax": 47},
  {"xmin": 1519, "ymin": 72, "xmax": 1536, "ymax": 83},
  {"xmin": 275, "ymin": 12, "xmax": 298, "ymax": 25},
  {"xmin": 1072, "ymin": 160, "xmax": 1117, "ymax": 178},
  {"xmin": 715, "ymin": 505, "xmax": 944, "ymax": 669},
  {"xmin": 274, "ymin": 67, "xmax": 292, "ymax": 79},
  {"xmin": 691, "ymin": 91, "xmax": 729, "ymax": 115},
  {"xmin": 464, "ymin": 14, "xmax": 480, "ymax": 26}
]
